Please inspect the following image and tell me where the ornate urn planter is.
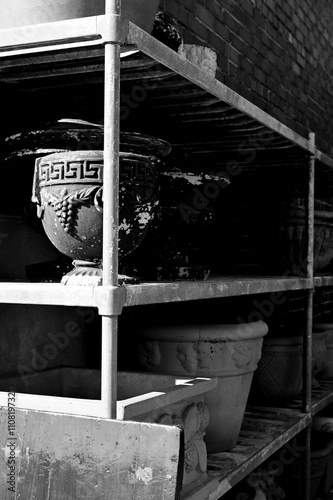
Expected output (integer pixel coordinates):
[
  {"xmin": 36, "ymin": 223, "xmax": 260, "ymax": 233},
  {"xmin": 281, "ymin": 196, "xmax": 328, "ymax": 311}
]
[
  {"xmin": 32, "ymin": 146, "xmax": 165, "ymax": 284},
  {"xmin": 136, "ymin": 320, "xmax": 268, "ymax": 453},
  {"xmin": 0, "ymin": 0, "xmax": 160, "ymax": 33},
  {"xmin": 250, "ymin": 336, "xmax": 303, "ymax": 404}
]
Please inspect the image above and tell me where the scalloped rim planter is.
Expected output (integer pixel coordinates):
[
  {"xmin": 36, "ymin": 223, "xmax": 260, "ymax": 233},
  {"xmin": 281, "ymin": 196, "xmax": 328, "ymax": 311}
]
[{"xmin": 136, "ymin": 320, "xmax": 268, "ymax": 453}]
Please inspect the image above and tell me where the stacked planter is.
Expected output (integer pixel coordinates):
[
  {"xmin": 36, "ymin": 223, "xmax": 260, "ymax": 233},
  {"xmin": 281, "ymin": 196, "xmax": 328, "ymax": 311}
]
[{"xmin": 136, "ymin": 320, "xmax": 268, "ymax": 452}]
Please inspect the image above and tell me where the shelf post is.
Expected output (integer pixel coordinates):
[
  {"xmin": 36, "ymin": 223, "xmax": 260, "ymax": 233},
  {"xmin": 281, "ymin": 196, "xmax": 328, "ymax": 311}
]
[
  {"xmin": 101, "ymin": 0, "xmax": 121, "ymax": 419},
  {"xmin": 302, "ymin": 132, "xmax": 315, "ymax": 500},
  {"xmin": 303, "ymin": 133, "xmax": 314, "ymax": 413}
]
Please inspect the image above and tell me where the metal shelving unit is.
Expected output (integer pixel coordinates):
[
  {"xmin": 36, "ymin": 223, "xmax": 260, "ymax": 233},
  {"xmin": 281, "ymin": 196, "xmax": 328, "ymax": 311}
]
[{"xmin": 1, "ymin": 6, "xmax": 333, "ymax": 500}]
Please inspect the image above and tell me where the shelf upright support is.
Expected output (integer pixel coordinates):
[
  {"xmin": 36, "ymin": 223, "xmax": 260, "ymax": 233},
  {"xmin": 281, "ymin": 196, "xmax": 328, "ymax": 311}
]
[
  {"xmin": 101, "ymin": 0, "xmax": 121, "ymax": 419},
  {"xmin": 303, "ymin": 132, "xmax": 315, "ymax": 414},
  {"xmin": 302, "ymin": 132, "xmax": 315, "ymax": 500}
]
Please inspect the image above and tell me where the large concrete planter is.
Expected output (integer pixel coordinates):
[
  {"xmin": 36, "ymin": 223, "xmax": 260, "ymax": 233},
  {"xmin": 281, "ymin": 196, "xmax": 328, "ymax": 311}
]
[
  {"xmin": 136, "ymin": 320, "xmax": 268, "ymax": 452},
  {"xmin": 0, "ymin": 0, "xmax": 160, "ymax": 33}
]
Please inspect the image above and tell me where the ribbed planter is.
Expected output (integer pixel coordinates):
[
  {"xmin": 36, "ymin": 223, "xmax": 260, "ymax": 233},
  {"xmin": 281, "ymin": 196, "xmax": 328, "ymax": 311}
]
[
  {"xmin": 278, "ymin": 206, "xmax": 333, "ymax": 274},
  {"xmin": 136, "ymin": 320, "xmax": 268, "ymax": 453},
  {"xmin": 0, "ymin": 0, "xmax": 160, "ymax": 33},
  {"xmin": 312, "ymin": 331, "xmax": 328, "ymax": 387},
  {"xmin": 250, "ymin": 336, "xmax": 303, "ymax": 404},
  {"xmin": 313, "ymin": 322, "xmax": 333, "ymax": 378}
]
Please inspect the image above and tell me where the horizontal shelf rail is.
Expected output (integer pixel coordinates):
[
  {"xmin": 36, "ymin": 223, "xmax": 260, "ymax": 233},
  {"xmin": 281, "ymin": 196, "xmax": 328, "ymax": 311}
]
[
  {"xmin": 314, "ymin": 276, "xmax": 333, "ymax": 288},
  {"xmin": 0, "ymin": 277, "xmax": 314, "ymax": 311},
  {"xmin": 124, "ymin": 276, "xmax": 313, "ymax": 306},
  {"xmin": 0, "ymin": 282, "xmax": 125, "ymax": 316},
  {"xmin": 0, "ymin": 15, "xmax": 127, "ymax": 55}
]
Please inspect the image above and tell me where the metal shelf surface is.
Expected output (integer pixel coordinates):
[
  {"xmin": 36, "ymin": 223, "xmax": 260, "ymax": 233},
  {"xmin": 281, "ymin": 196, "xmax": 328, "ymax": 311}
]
[
  {"xmin": 205, "ymin": 407, "xmax": 310, "ymax": 499},
  {"xmin": 0, "ymin": 276, "xmax": 312, "ymax": 311},
  {"xmin": 124, "ymin": 276, "xmax": 312, "ymax": 306},
  {"xmin": 0, "ymin": 282, "xmax": 125, "ymax": 316},
  {"xmin": 311, "ymin": 379, "xmax": 333, "ymax": 415}
]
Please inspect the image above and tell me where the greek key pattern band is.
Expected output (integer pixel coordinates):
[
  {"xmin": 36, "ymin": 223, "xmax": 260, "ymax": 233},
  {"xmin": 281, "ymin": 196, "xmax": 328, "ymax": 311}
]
[{"xmin": 38, "ymin": 160, "xmax": 102, "ymax": 186}]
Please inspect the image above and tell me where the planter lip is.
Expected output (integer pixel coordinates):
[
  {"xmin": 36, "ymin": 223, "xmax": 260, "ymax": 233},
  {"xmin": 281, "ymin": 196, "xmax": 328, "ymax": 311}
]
[
  {"xmin": 138, "ymin": 320, "xmax": 268, "ymax": 341},
  {"xmin": 5, "ymin": 128, "xmax": 171, "ymax": 160},
  {"xmin": 313, "ymin": 322, "xmax": 333, "ymax": 332},
  {"xmin": 263, "ymin": 335, "xmax": 303, "ymax": 347},
  {"xmin": 36, "ymin": 149, "xmax": 162, "ymax": 162}
]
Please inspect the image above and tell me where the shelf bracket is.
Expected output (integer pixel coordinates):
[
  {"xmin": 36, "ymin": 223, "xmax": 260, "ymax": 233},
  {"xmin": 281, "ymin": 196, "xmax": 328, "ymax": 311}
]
[
  {"xmin": 93, "ymin": 285, "xmax": 126, "ymax": 316},
  {"xmin": 101, "ymin": 14, "xmax": 128, "ymax": 45}
]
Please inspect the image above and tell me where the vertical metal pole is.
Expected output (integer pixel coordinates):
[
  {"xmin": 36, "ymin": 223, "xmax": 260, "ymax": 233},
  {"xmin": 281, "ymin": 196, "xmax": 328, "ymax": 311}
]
[
  {"xmin": 303, "ymin": 132, "xmax": 315, "ymax": 413},
  {"xmin": 302, "ymin": 132, "xmax": 315, "ymax": 500},
  {"xmin": 101, "ymin": 0, "xmax": 121, "ymax": 419}
]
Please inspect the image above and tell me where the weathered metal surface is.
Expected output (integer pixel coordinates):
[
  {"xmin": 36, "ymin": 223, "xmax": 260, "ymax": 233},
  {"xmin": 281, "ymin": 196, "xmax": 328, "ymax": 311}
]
[
  {"xmin": 100, "ymin": 1, "xmax": 121, "ymax": 419},
  {"xmin": 205, "ymin": 408, "xmax": 310, "ymax": 500},
  {"xmin": 315, "ymin": 276, "xmax": 333, "ymax": 288},
  {"xmin": 124, "ymin": 276, "xmax": 313, "ymax": 306},
  {"xmin": 0, "ymin": 407, "xmax": 182, "ymax": 499},
  {"xmin": 0, "ymin": 283, "xmax": 126, "ymax": 316},
  {"xmin": 303, "ymin": 138, "xmax": 315, "ymax": 415}
]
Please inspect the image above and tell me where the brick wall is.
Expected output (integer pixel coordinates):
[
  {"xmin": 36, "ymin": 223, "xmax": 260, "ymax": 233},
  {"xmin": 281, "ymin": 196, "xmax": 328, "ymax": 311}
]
[{"xmin": 159, "ymin": 0, "xmax": 333, "ymax": 155}]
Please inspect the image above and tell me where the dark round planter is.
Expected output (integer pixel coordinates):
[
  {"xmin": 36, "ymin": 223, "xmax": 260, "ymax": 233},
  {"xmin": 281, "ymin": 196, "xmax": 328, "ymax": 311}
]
[
  {"xmin": 127, "ymin": 164, "xmax": 230, "ymax": 280},
  {"xmin": 250, "ymin": 336, "xmax": 303, "ymax": 404}
]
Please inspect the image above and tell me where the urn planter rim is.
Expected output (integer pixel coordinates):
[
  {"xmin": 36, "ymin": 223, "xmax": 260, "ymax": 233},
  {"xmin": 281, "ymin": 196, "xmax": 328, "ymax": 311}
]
[{"xmin": 36, "ymin": 150, "xmax": 162, "ymax": 162}]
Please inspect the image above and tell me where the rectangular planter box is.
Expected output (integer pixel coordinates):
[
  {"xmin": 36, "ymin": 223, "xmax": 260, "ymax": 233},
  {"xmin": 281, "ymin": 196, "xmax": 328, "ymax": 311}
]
[{"xmin": 0, "ymin": 368, "xmax": 218, "ymax": 499}]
